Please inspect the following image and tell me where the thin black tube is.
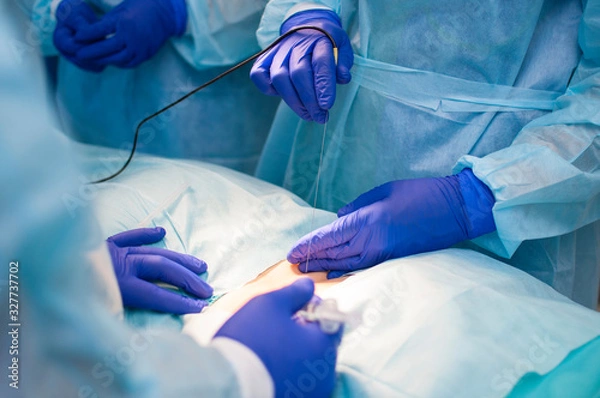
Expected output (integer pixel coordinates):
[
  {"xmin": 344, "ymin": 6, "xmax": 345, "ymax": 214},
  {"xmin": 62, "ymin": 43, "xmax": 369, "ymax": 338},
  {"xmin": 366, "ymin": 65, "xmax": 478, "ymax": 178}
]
[{"xmin": 91, "ymin": 26, "xmax": 337, "ymax": 184}]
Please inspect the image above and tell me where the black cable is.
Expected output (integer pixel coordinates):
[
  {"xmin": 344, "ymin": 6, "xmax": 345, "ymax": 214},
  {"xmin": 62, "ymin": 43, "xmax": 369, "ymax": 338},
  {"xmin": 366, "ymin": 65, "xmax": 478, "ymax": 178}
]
[{"xmin": 91, "ymin": 26, "xmax": 338, "ymax": 184}]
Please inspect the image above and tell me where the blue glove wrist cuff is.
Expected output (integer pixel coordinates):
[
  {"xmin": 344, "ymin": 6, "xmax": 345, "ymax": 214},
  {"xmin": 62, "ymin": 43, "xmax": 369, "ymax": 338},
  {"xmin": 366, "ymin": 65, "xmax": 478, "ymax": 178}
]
[
  {"xmin": 168, "ymin": 0, "xmax": 188, "ymax": 36},
  {"xmin": 280, "ymin": 9, "xmax": 342, "ymax": 35},
  {"xmin": 457, "ymin": 169, "xmax": 496, "ymax": 239}
]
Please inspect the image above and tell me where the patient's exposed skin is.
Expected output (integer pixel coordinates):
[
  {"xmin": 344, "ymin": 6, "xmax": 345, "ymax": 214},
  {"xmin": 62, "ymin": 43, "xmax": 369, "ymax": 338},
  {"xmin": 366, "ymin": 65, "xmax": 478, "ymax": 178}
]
[{"xmin": 208, "ymin": 260, "xmax": 349, "ymax": 314}]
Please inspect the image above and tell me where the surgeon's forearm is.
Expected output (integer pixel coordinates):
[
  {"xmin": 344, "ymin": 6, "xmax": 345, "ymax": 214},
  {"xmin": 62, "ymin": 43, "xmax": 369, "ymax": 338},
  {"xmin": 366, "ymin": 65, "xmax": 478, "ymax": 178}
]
[
  {"xmin": 454, "ymin": 83, "xmax": 600, "ymax": 257},
  {"xmin": 451, "ymin": 1, "xmax": 600, "ymax": 258}
]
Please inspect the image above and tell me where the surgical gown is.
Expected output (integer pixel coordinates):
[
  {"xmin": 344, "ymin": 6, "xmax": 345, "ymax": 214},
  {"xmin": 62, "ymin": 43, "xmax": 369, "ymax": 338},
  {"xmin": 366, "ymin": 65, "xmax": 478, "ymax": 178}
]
[
  {"xmin": 0, "ymin": 3, "xmax": 247, "ymax": 396},
  {"xmin": 22, "ymin": 0, "xmax": 279, "ymax": 174},
  {"xmin": 255, "ymin": 0, "xmax": 600, "ymax": 308}
]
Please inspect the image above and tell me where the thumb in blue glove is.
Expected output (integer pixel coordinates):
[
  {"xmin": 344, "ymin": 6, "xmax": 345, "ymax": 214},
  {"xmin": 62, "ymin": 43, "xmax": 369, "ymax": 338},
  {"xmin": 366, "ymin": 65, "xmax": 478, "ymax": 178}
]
[
  {"xmin": 107, "ymin": 227, "xmax": 212, "ymax": 314},
  {"xmin": 53, "ymin": 0, "xmax": 105, "ymax": 72},
  {"xmin": 215, "ymin": 278, "xmax": 342, "ymax": 397},
  {"xmin": 288, "ymin": 169, "xmax": 496, "ymax": 279},
  {"xmin": 251, "ymin": 9, "xmax": 354, "ymax": 123},
  {"xmin": 73, "ymin": 0, "xmax": 187, "ymax": 68}
]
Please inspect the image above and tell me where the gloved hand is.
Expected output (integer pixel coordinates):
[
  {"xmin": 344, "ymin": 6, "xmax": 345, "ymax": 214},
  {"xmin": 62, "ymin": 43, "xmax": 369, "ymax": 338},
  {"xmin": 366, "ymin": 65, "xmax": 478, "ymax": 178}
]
[
  {"xmin": 250, "ymin": 9, "xmax": 354, "ymax": 123},
  {"xmin": 107, "ymin": 227, "xmax": 212, "ymax": 314},
  {"xmin": 73, "ymin": 0, "xmax": 187, "ymax": 68},
  {"xmin": 288, "ymin": 169, "xmax": 497, "ymax": 279},
  {"xmin": 215, "ymin": 279, "xmax": 342, "ymax": 397},
  {"xmin": 53, "ymin": 0, "xmax": 105, "ymax": 72}
]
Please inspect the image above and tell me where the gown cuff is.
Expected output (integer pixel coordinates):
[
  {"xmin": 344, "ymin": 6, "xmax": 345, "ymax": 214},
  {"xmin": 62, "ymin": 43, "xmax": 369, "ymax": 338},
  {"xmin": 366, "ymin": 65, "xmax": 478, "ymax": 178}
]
[
  {"xmin": 211, "ymin": 337, "xmax": 275, "ymax": 398},
  {"xmin": 285, "ymin": 3, "xmax": 334, "ymax": 21},
  {"xmin": 457, "ymin": 169, "xmax": 497, "ymax": 239}
]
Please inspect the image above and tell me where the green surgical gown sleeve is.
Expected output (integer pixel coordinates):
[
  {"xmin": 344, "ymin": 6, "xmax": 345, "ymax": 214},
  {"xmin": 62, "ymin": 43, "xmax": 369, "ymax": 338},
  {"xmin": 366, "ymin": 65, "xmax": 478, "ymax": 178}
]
[{"xmin": 453, "ymin": 1, "xmax": 600, "ymax": 259}]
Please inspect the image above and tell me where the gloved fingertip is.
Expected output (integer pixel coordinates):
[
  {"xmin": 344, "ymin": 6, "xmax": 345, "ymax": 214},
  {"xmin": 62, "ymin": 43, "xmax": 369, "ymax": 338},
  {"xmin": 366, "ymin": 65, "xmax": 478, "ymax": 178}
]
[
  {"xmin": 287, "ymin": 252, "xmax": 303, "ymax": 265},
  {"xmin": 336, "ymin": 72, "xmax": 352, "ymax": 85},
  {"xmin": 337, "ymin": 205, "xmax": 351, "ymax": 218},
  {"xmin": 155, "ymin": 226, "xmax": 166, "ymax": 235},
  {"xmin": 336, "ymin": 49, "xmax": 353, "ymax": 84},
  {"xmin": 288, "ymin": 258, "xmax": 301, "ymax": 267},
  {"xmin": 317, "ymin": 92, "xmax": 335, "ymax": 110},
  {"xmin": 295, "ymin": 261, "xmax": 310, "ymax": 273},
  {"xmin": 250, "ymin": 67, "xmax": 278, "ymax": 96},
  {"xmin": 291, "ymin": 277, "xmax": 315, "ymax": 294},
  {"xmin": 199, "ymin": 288, "xmax": 213, "ymax": 300},
  {"xmin": 327, "ymin": 271, "xmax": 346, "ymax": 279},
  {"xmin": 186, "ymin": 299, "xmax": 207, "ymax": 313},
  {"xmin": 258, "ymin": 86, "xmax": 279, "ymax": 96},
  {"xmin": 200, "ymin": 280, "xmax": 214, "ymax": 297},
  {"xmin": 195, "ymin": 258, "xmax": 208, "ymax": 272},
  {"xmin": 314, "ymin": 110, "xmax": 329, "ymax": 124},
  {"xmin": 297, "ymin": 108, "xmax": 313, "ymax": 121},
  {"xmin": 277, "ymin": 278, "xmax": 315, "ymax": 313}
]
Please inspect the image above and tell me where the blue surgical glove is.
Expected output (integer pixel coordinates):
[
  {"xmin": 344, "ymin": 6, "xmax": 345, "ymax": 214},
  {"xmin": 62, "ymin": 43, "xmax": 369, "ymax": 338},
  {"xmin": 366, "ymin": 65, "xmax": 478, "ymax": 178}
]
[
  {"xmin": 288, "ymin": 169, "xmax": 496, "ymax": 279},
  {"xmin": 250, "ymin": 10, "xmax": 354, "ymax": 123},
  {"xmin": 215, "ymin": 279, "xmax": 342, "ymax": 397},
  {"xmin": 53, "ymin": 0, "xmax": 105, "ymax": 72},
  {"xmin": 73, "ymin": 0, "xmax": 187, "ymax": 68},
  {"xmin": 107, "ymin": 227, "xmax": 212, "ymax": 314}
]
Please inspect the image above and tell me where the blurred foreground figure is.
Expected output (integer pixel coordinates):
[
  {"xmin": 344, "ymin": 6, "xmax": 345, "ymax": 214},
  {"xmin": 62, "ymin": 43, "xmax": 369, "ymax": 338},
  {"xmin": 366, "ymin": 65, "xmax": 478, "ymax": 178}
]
[{"xmin": 0, "ymin": 3, "xmax": 340, "ymax": 396}]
